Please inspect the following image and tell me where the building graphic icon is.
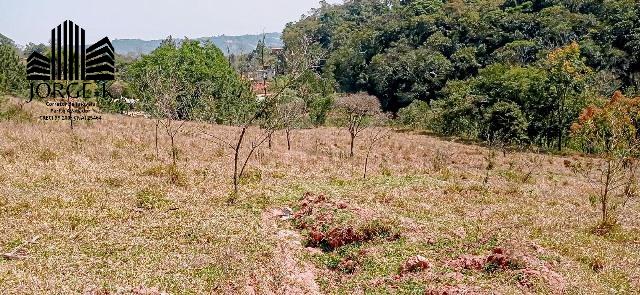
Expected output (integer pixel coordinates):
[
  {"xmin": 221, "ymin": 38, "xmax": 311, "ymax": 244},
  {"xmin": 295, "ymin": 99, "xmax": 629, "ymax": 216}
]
[{"xmin": 27, "ymin": 20, "xmax": 115, "ymax": 81}]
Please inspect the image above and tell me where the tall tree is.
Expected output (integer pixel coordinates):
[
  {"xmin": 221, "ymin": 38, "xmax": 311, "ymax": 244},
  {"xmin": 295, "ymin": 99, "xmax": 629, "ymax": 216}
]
[{"xmin": 544, "ymin": 42, "xmax": 592, "ymax": 150}]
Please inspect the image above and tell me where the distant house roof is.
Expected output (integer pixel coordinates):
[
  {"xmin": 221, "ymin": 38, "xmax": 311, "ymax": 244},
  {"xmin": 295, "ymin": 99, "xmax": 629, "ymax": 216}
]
[{"xmin": 252, "ymin": 81, "xmax": 270, "ymax": 95}]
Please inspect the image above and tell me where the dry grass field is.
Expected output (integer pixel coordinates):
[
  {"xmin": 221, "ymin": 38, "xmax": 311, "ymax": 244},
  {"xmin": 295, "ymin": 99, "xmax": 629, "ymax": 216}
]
[{"xmin": 1, "ymin": 97, "xmax": 639, "ymax": 294}]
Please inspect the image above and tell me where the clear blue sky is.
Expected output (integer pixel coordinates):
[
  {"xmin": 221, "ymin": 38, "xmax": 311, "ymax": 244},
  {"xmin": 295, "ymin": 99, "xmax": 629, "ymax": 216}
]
[{"xmin": 0, "ymin": 0, "xmax": 342, "ymax": 45}]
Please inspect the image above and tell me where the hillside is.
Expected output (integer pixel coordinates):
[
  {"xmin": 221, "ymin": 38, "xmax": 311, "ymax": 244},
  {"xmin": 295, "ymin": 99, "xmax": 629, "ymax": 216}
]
[
  {"xmin": 0, "ymin": 33, "xmax": 14, "ymax": 47},
  {"xmin": 112, "ymin": 32, "xmax": 282, "ymax": 56},
  {"xmin": 284, "ymin": 0, "xmax": 640, "ymax": 111},
  {"xmin": 282, "ymin": 0, "xmax": 640, "ymax": 151},
  {"xmin": 1, "ymin": 98, "xmax": 638, "ymax": 294}
]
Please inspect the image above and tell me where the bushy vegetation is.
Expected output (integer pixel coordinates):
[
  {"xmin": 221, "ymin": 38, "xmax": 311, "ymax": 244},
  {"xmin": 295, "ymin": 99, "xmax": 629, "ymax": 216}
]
[
  {"xmin": 283, "ymin": 0, "xmax": 640, "ymax": 149},
  {"xmin": 334, "ymin": 93, "xmax": 384, "ymax": 157},
  {"xmin": 0, "ymin": 97, "xmax": 31, "ymax": 122},
  {"xmin": 0, "ymin": 35, "xmax": 29, "ymax": 120},
  {"xmin": 125, "ymin": 37, "xmax": 254, "ymax": 124},
  {"xmin": 0, "ymin": 41, "xmax": 27, "ymax": 97}
]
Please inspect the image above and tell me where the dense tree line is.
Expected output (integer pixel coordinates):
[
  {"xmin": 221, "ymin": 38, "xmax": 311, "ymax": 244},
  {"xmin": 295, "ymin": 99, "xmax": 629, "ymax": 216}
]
[
  {"xmin": 0, "ymin": 35, "xmax": 26, "ymax": 97},
  {"xmin": 283, "ymin": 0, "xmax": 640, "ymax": 149}
]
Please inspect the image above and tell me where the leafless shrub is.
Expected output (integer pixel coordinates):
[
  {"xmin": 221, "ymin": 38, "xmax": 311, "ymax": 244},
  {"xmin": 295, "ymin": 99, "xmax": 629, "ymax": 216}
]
[
  {"xmin": 520, "ymin": 151, "xmax": 543, "ymax": 184},
  {"xmin": 335, "ymin": 93, "xmax": 384, "ymax": 157},
  {"xmin": 146, "ymin": 68, "xmax": 188, "ymax": 170},
  {"xmin": 276, "ymin": 97, "xmax": 307, "ymax": 151},
  {"xmin": 570, "ymin": 157, "xmax": 638, "ymax": 233},
  {"xmin": 204, "ymin": 119, "xmax": 277, "ymax": 198}
]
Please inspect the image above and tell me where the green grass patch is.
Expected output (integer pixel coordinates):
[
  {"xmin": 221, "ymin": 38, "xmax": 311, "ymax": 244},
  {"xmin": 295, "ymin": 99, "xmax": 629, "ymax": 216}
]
[{"xmin": 135, "ymin": 188, "xmax": 169, "ymax": 210}]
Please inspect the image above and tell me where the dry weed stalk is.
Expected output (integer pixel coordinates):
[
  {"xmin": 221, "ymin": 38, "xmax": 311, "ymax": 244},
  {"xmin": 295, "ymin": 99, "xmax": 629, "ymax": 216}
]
[{"xmin": 363, "ymin": 128, "xmax": 389, "ymax": 179}]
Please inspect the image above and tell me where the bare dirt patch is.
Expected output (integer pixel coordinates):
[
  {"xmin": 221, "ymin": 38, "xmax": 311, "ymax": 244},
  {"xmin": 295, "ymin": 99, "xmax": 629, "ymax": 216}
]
[{"xmin": 255, "ymin": 208, "xmax": 321, "ymax": 295}]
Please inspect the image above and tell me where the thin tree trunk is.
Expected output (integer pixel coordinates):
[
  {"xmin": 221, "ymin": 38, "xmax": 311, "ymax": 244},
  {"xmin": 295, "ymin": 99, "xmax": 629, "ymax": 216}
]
[
  {"xmin": 602, "ymin": 160, "xmax": 612, "ymax": 224},
  {"xmin": 170, "ymin": 135, "xmax": 176, "ymax": 167},
  {"xmin": 558, "ymin": 112, "xmax": 563, "ymax": 151},
  {"xmin": 557, "ymin": 90, "xmax": 567, "ymax": 151},
  {"xmin": 155, "ymin": 120, "xmax": 159, "ymax": 159},
  {"xmin": 286, "ymin": 129, "xmax": 291, "ymax": 151},
  {"xmin": 350, "ymin": 133, "xmax": 355, "ymax": 157},
  {"xmin": 233, "ymin": 127, "xmax": 248, "ymax": 195},
  {"xmin": 363, "ymin": 151, "xmax": 371, "ymax": 179}
]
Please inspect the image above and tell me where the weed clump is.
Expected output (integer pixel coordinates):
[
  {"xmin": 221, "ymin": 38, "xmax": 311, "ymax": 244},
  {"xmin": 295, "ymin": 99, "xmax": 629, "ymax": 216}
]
[
  {"xmin": 431, "ymin": 150, "xmax": 450, "ymax": 172},
  {"xmin": 1, "ymin": 148, "xmax": 16, "ymax": 160},
  {"xmin": 135, "ymin": 188, "xmax": 169, "ymax": 210},
  {"xmin": 141, "ymin": 165, "xmax": 166, "ymax": 177},
  {"xmin": 141, "ymin": 164, "xmax": 187, "ymax": 186},
  {"xmin": 239, "ymin": 169, "xmax": 262, "ymax": 185},
  {"xmin": 0, "ymin": 99, "xmax": 31, "ymax": 122},
  {"xmin": 38, "ymin": 148, "xmax": 57, "ymax": 162}
]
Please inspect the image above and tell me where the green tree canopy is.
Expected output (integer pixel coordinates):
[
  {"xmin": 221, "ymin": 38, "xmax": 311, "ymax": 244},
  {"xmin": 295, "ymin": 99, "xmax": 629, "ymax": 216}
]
[
  {"xmin": 283, "ymin": 0, "xmax": 640, "ymax": 112},
  {"xmin": 126, "ymin": 38, "xmax": 253, "ymax": 124},
  {"xmin": 0, "ymin": 43, "xmax": 26, "ymax": 97}
]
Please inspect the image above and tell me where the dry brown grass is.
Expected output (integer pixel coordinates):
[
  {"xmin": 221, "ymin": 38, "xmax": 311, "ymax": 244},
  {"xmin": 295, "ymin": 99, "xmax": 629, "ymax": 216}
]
[{"xmin": 0, "ymin": 98, "xmax": 639, "ymax": 294}]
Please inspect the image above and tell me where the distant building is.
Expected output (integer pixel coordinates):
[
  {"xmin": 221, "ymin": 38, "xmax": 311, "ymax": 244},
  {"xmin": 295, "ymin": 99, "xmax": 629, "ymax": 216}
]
[
  {"xmin": 243, "ymin": 46, "xmax": 283, "ymax": 95},
  {"xmin": 251, "ymin": 80, "xmax": 270, "ymax": 96},
  {"xmin": 245, "ymin": 69, "xmax": 276, "ymax": 82}
]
